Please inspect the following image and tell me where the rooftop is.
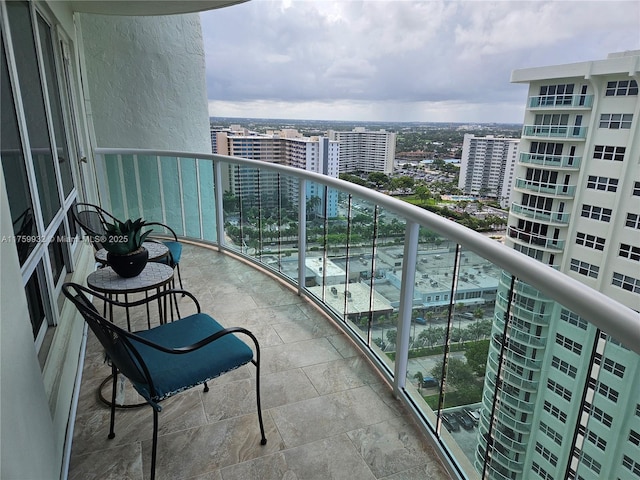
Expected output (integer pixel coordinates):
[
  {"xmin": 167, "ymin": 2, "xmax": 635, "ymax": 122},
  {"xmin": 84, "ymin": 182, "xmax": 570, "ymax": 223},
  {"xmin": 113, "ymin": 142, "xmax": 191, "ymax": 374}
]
[{"xmin": 68, "ymin": 243, "xmax": 451, "ymax": 480}]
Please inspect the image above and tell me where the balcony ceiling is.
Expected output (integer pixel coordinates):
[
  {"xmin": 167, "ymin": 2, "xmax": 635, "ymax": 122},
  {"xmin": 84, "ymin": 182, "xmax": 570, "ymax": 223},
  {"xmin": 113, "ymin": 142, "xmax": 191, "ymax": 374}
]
[{"xmin": 69, "ymin": 0, "xmax": 248, "ymax": 16}]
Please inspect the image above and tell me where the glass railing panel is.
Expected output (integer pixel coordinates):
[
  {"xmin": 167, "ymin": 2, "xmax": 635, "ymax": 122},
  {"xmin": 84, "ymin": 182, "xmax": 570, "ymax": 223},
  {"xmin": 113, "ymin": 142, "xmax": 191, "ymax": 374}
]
[
  {"xmin": 158, "ymin": 156, "xmax": 184, "ymax": 236},
  {"xmin": 304, "ymin": 180, "xmax": 332, "ymax": 308},
  {"xmin": 179, "ymin": 156, "xmax": 202, "ymax": 239},
  {"xmin": 275, "ymin": 171, "xmax": 300, "ymax": 282},
  {"xmin": 197, "ymin": 158, "xmax": 216, "ymax": 242},
  {"xmin": 239, "ymin": 165, "xmax": 263, "ymax": 261},
  {"xmin": 220, "ymin": 161, "xmax": 242, "ymax": 255}
]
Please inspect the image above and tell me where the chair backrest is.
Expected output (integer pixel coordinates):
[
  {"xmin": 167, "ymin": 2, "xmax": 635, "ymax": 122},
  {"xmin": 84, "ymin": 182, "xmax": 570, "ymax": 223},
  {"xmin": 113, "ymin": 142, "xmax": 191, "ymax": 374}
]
[
  {"xmin": 62, "ymin": 282, "xmax": 151, "ymax": 387},
  {"xmin": 72, "ymin": 203, "xmax": 120, "ymax": 251}
]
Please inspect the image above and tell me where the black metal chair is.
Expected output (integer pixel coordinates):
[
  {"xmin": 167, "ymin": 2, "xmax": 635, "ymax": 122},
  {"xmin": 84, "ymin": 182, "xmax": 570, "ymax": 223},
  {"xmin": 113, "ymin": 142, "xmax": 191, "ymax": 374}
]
[
  {"xmin": 72, "ymin": 203, "xmax": 185, "ymax": 289},
  {"xmin": 62, "ymin": 282, "xmax": 267, "ymax": 480}
]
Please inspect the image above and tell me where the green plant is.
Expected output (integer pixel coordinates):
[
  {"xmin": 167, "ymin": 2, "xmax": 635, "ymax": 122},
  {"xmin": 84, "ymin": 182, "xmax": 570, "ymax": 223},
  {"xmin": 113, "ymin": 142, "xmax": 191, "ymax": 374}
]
[{"xmin": 103, "ymin": 218, "xmax": 152, "ymax": 255}]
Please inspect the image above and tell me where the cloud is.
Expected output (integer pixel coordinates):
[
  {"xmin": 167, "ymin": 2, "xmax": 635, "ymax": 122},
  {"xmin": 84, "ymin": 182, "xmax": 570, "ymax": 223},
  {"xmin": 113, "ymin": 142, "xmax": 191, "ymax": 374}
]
[{"xmin": 201, "ymin": 0, "xmax": 640, "ymax": 122}]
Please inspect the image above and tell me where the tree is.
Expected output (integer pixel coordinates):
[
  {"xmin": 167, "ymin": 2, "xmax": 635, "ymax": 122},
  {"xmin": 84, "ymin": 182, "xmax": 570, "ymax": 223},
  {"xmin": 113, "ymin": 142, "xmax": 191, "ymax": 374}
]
[
  {"xmin": 367, "ymin": 172, "xmax": 390, "ymax": 189},
  {"xmin": 465, "ymin": 340, "xmax": 490, "ymax": 376}
]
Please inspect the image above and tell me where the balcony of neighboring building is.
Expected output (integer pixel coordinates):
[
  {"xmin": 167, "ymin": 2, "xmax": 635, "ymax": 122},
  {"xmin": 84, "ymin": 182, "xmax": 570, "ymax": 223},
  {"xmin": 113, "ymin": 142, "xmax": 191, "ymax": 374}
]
[
  {"xmin": 507, "ymin": 226, "xmax": 565, "ymax": 252},
  {"xmin": 513, "ymin": 178, "xmax": 576, "ymax": 197},
  {"xmin": 518, "ymin": 152, "xmax": 582, "ymax": 170},
  {"xmin": 527, "ymin": 94, "xmax": 594, "ymax": 109},
  {"xmin": 510, "ymin": 203, "xmax": 571, "ymax": 226},
  {"xmin": 521, "ymin": 125, "xmax": 587, "ymax": 139}
]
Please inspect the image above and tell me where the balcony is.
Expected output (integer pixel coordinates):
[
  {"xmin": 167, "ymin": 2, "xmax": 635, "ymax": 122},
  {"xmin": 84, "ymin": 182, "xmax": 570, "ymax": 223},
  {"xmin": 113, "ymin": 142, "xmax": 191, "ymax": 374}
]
[
  {"xmin": 70, "ymin": 148, "xmax": 640, "ymax": 480},
  {"xmin": 507, "ymin": 226, "xmax": 565, "ymax": 252},
  {"xmin": 514, "ymin": 178, "xmax": 576, "ymax": 197},
  {"xmin": 68, "ymin": 244, "xmax": 451, "ymax": 479},
  {"xmin": 521, "ymin": 125, "xmax": 587, "ymax": 139},
  {"xmin": 510, "ymin": 203, "xmax": 571, "ymax": 225},
  {"xmin": 527, "ymin": 94, "xmax": 594, "ymax": 109},
  {"xmin": 518, "ymin": 152, "xmax": 581, "ymax": 170}
]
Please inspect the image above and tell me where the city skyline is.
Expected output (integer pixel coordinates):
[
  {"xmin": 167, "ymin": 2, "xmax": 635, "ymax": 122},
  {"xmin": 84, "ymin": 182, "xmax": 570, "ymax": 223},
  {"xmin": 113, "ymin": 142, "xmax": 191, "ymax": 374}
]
[{"xmin": 201, "ymin": 0, "xmax": 640, "ymax": 123}]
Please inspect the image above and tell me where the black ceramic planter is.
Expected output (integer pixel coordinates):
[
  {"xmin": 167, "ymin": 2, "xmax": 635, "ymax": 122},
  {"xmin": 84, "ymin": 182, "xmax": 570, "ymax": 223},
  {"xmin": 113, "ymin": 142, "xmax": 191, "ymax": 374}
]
[{"xmin": 107, "ymin": 247, "xmax": 149, "ymax": 278}]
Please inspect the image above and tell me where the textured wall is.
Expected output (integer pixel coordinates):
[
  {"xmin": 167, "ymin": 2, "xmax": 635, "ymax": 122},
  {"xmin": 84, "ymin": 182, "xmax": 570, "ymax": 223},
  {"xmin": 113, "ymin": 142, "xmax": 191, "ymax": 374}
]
[{"xmin": 80, "ymin": 13, "xmax": 210, "ymax": 153}]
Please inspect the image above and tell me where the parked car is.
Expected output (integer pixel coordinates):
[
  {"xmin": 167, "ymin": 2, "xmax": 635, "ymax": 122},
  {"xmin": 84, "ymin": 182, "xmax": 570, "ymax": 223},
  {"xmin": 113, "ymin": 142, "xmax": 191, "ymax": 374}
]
[
  {"xmin": 442, "ymin": 413, "xmax": 460, "ymax": 432},
  {"xmin": 455, "ymin": 411, "xmax": 474, "ymax": 430},
  {"xmin": 421, "ymin": 376, "xmax": 439, "ymax": 389},
  {"xmin": 463, "ymin": 407, "xmax": 480, "ymax": 426},
  {"xmin": 414, "ymin": 317, "xmax": 427, "ymax": 325}
]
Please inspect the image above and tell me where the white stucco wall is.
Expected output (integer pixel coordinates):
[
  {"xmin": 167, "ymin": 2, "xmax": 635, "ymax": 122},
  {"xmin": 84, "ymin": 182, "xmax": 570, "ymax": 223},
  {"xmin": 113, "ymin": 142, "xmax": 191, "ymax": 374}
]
[{"xmin": 79, "ymin": 13, "xmax": 211, "ymax": 153}]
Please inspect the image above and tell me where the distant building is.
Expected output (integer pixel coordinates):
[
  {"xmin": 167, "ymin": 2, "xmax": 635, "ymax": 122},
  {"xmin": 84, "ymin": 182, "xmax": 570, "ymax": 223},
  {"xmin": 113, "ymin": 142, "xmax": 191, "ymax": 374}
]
[
  {"xmin": 458, "ymin": 134, "xmax": 519, "ymax": 207},
  {"xmin": 328, "ymin": 127, "xmax": 396, "ymax": 174},
  {"xmin": 213, "ymin": 127, "xmax": 339, "ymax": 217},
  {"xmin": 477, "ymin": 51, "xmax": 640, "ymax": 480}
]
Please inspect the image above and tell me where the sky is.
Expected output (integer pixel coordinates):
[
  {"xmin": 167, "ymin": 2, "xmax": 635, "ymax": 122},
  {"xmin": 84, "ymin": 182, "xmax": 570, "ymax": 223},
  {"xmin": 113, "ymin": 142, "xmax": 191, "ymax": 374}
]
[{"xmin": 201, "ymin": 0, "xmax": 640, "ymax": 124}]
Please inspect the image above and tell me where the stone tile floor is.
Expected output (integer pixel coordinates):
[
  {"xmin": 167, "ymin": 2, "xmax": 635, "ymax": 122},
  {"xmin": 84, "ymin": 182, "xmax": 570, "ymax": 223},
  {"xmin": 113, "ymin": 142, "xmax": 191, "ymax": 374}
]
[{"xmin": 68, "ymin": 243, "xmax": 451, "ymax": 480}]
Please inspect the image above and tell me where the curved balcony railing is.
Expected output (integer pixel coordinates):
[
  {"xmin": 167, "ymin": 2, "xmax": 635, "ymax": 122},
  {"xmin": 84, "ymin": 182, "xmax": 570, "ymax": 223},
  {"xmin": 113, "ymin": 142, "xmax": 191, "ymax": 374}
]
[
  {"xmin": 93, "ymin": 148, "xmax": 640, "ymax": 480},
  {"xmin": 519, "ymin": 152, "xmax": 581, "ymax": 169},
  {"xmin": 507, "ymin": 226, "xmax": 565, "ymax": 251}
]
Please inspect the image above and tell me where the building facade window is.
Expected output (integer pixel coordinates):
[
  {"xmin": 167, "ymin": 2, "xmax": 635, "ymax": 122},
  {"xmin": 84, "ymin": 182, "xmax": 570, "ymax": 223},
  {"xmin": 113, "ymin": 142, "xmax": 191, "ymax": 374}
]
[
  {"xmin": 593, "ymin": 145, "xmax": 625, "ymax": 161},
  {"xmin": 540, "ymin": 420, "xmax": 563, "ymax": 445},
  {"xmin": 605, "ymin": 79, "xmax": 638, "ymax": 96},
  {"xmin": 570, "ymin": 258, "xmax": 599, "ymax": 278},
  {"xmin": 535, "ymin": 442, "xmax": 559, "ymax": 466},
  {"xmin": 586, "ymin": 175, "xmax": 618, "ymax": 192},
  {"xmin": 603, "ymin": 358, "xmax": 626, "ymax": 378},
  {"xmin": 581, "ymin": 204, "xmax": 612, "ymax": 222},
  {"xmin": 579, "ymin": 452, "xmax": 601, "ymax": 474},
  {"xmin": 591, "ymin": 404, "xmax": 613, "ymax": 427},
  {"xmin": 576, "ymin": 232, "xmax": 605, "ymax": 250},
  {"xmin": 599, "ymin": 113, "xmax": 633, "ymax": 129},
  {"xmin": 556, "ymin": 333, "xmax": 582, "ymax": 354},
  {"xmin": 560, "ymin": 309, "xmax": 588, "ymax": 329},
  {"xmin": 543, "ymin": 400, "xmax": 567, "ymax": 423},
  {"xmin": 633, "ymin": 181, "xmax": 640, "ymax": 196},
  {"xmin": 619, "ymin": 243, "xmax": 640, "ymax": 262},
  {"xmin": 551, "ymin": 356, "xmax": 577, "ymax": 378},
  {"xmin": 547, "ymin": 379, "xmax": 572, "ymax": 401},
  {"xmin": 622, "ymin": 455, "xmax": 640, "ymax": 476},
  {"xmin": 626, "ymin": 213, "xmax": 640, "ymax": 229},
  {"xmin": 612, "ymin": 272, "xmax": 640, "ymax": 293},
  {"xmin": 597, "ymin": 383, "xmax": 619, "ymax": 403},
  {"xmin": 629, "ymin": 429, "xmax": 640, "ymax": 446},
  {"xmin": 532, "ymin": 461, "xmax": 553, "ymax": 480},
  {"xmin": 586, "ymin": 431, "xmax": 607, "ymax": 451}
]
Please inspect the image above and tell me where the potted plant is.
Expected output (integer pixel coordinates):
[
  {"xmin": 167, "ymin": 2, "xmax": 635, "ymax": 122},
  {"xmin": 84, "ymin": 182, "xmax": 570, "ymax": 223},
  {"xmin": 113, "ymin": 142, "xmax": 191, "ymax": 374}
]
[{"xmin": 103, "ymin": 218, "xmax": 153, "ymax": 277}]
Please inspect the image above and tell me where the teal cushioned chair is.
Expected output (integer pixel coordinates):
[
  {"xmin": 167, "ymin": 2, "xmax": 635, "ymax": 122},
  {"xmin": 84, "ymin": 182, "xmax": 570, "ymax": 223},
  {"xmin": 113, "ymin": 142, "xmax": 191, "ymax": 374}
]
[{"xmin": 62, "ymin": 283, "xmax": 267, "ymax": 480}]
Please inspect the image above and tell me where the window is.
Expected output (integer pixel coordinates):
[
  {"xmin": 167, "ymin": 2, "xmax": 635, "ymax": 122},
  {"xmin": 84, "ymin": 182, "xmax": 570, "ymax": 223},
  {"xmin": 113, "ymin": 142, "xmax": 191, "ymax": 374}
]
[
  {"xmin": 570, "ymin": 259, "xmax": 599, "ymax": 278},
  {"xmin": 599, "ymin": 113, "xmax": 633, "ymax": 129},
  {"xmin": 544, "ymin": 400, "xmax": 567, "ymax": 423},
  {"xmin": 619, "ymin": 243, "xmax": 640, "ymax": 262},
  {"xmin": 626, "ymin": 213, "xmax": 640, "ymax": 229},
  {"xmin": 556, "ymin": 333, "xmax": 582, "ymax": 354},
  {"xmin": 580, "ymin": 452, "xmax": 601, "ymax": 474},
  {"xmin": 540, "ymin": 421, "xmax": 563, "ymax": 445},
  {"xmin": 593, "ymin": 145, "xmax": 625, "ymax": 161},
  {"xmin": 629, "ymin": 430, "xmax": 640, "ymax": 446},
  {"xmin": 622, "ymin": 455, "xmax": 640, "ymax": 476},
  {"xmin": 532, "ymin": 461, "xmax": 554, "ymax": 480},
  {"xmin": 605, "ymin": 80, "xmax": 638, "ymax": 96},
  {"xmin": 560, "ymin": 309, "xmax": 588, "ymax": 329},
  {"xmin": 586, "ymin": 431, "xmax": 607, "ymax": 451},
  {"xmin": 551, "ymin": 356, "xmax": 577, "ymax": 378},
  {"xmin": 633, "ymin": 181, "xmax": 640, "ymax": 196},
  {"xmin": 597, "ymin": 383, "xmax": 619, "ymax": 403},
  {"xmin": 591, "ymin": 404, "xmax": 613, "ymax": 427},
  {"xmin": 576, "ymin": 232, "xmax": 605, "ymax": 250},
  {"xmin": 586, "ymin": 175, "xmax": 618, "ymax": 192},
  {"xmin": 612, "ymin": 272, "xmax": 640, "ymax": 293},
  {"xmin": 581, "ymin": 204, "xmax": 612, "ymax": 222},
  {"xmin": 548, "ymin": 379, "xmax": 572, "ymax": 401},
  {"xmin": 535, "ymin": 442, "xmax": 559, "ymax": 466},
  {"xmin": 603, "ymin": 358, "xmax": 626, "ymax": 378}
]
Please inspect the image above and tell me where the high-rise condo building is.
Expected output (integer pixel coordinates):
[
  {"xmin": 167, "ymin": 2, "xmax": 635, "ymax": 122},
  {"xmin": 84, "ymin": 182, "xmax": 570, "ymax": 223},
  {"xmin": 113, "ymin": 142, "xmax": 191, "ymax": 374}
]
[
  {"xmin": 458, "ymin": 134, "xmax": 519, "ymax": 208},
  {"xmin": 477, "ymin": 51, "xmax": 640, "ymax": 480},
  {"xmin": 328, "ymin": 127, "xmax": 396, "ymax": 174},
  {"xmin": 214, "ymin": 127, "xmax": 340, "ymax": 217}
]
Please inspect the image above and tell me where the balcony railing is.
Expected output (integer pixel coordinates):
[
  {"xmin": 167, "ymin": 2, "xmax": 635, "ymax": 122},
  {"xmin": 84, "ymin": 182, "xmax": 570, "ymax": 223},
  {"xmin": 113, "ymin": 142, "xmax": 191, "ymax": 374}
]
[
  {"xmin": 514, "ymin": 178, "xmax": 576, "ymax": 197},
  {"xmin": 519, "ymin": 152, "xmax": 581, "ymax": 169},
  {"xmin": 93, "ymin": 148, "xmax": 640, "ymax": 480},
  {"xmin": 522, "ymin": 125, "xmax": 587, "ymax": 139},
  {"xmin": 510, "ymin": 203, "xmax": 571, "ymax": 225},
  {"xmin": 507, "ymin": 226, "xmax": 565, "ymax": 251},
  {"xmin": 527, "ymin": 94, "xmax": 594, "ymax": 109}
]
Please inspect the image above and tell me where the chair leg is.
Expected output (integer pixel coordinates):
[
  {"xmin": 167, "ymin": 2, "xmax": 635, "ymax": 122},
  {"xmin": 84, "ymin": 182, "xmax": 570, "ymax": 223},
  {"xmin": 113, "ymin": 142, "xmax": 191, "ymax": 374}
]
[
  {"xmin": 175, "ymin": 263, "xmax": 185, "ymax": 294},
  {"xmin": 108, "ymin": 366, "xmax": 117, "ymax": 439},
  {"xmin": 254, "ymin": 359, "xmax": 267, "ymax": 446},
  {"xmin": 150, "ymin": 408, "xmax": 159, "ymax": 480}
]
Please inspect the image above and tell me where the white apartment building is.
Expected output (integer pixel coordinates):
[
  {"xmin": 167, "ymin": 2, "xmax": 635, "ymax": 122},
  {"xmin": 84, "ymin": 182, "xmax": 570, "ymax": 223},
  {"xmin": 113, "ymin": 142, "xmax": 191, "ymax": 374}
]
[
  {"xmin": 458, "ymin": 134, "xmax": 519, "ymax": 208},
  {"xmin": 477, "ymin": 52, "xmax": 640, "ymax": 480},
  {"xmin": 214, "ymin": 128, "xmax": 340, "ymax": 217},
  {"xmin": 328, "ymin": 127, "xmax": 396, "ymax": 174}
]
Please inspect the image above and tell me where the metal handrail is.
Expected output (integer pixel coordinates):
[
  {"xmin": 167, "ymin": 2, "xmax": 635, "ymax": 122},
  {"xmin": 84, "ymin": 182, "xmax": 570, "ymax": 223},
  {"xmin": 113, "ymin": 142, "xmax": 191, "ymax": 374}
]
[{"xmin": 94, "ymin": 147, "xmax": 640, "ymax": 355}]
